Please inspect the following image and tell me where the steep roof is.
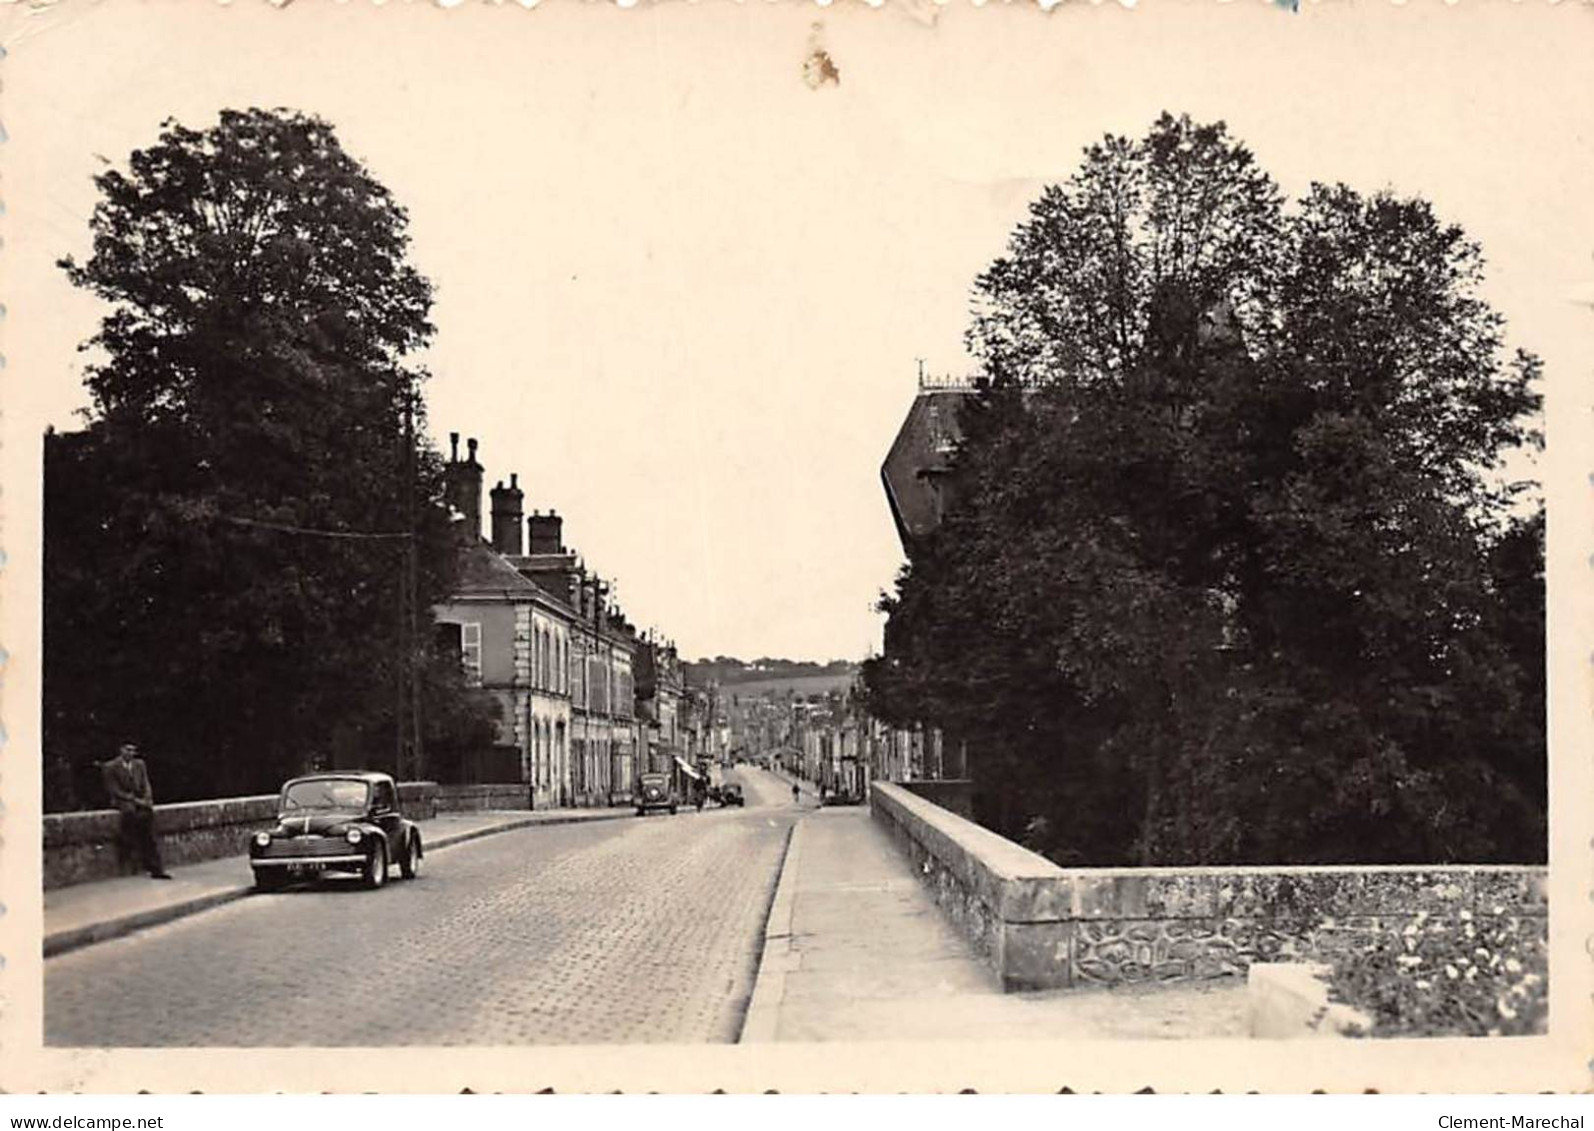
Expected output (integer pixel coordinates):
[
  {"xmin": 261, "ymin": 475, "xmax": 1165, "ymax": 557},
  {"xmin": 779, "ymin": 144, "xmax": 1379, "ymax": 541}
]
[{"xmin": 453, "ymin": 539, "xmax": 544, "ymax": 598}]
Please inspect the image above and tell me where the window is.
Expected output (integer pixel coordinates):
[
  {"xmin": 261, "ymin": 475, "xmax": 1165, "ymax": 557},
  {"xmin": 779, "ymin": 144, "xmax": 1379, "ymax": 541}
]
[{"xmin": 461, "ymin": 623, "xmax": 483, "ymax": 686}]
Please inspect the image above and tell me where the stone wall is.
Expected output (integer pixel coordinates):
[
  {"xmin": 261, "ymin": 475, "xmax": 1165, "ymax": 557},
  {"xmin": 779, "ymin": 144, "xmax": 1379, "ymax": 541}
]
[
  {"xmin": 435, "ymin": 783, "xmax": 532, "ymax": 812},
  {"xmin": 869, "ymin": 781, "xmax": 1547, "ymax": 992},
  {"xmin": 45, "ymin": 781, "xmax": 439, "ymax": 890}
]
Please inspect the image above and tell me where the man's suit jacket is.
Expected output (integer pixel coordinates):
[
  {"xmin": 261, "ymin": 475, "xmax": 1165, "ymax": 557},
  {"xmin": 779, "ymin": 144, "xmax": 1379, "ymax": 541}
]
[{"xmin": 103, "ymin": 757, "xmax": 155, "ymax": 812}]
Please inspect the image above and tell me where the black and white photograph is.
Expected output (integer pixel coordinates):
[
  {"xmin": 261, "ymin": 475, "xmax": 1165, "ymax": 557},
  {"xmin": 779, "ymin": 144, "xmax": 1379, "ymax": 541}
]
[{"xmin": 1, "ymin": 0, "xmax": 1589, "ymax": 1094}]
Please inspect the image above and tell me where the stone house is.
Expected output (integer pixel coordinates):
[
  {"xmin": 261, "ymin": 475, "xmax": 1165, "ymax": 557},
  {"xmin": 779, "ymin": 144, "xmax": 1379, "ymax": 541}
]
[{"xmin": 432, "ymin": 435, "xmax": 640, "ymax": 808}]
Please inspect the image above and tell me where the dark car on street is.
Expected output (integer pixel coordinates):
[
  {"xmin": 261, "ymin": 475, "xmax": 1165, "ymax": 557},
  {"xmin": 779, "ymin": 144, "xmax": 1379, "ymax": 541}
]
[
  {"xmin": 717, "ymin": 783, "xmax": 745, "ymax": 807},
  {"xmin": 249, "ymin": 771, "xmax": 422, "ymax": 891},
  {"xmin": 635, "ymin": 772, "xmax": 678, "ymax": 816}
]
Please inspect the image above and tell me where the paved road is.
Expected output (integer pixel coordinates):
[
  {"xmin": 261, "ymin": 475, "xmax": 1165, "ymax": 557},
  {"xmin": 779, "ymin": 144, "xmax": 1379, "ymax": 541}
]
[{"xmin": 46, "ymin": 767, "xmax": 804, "ymax": 1046}]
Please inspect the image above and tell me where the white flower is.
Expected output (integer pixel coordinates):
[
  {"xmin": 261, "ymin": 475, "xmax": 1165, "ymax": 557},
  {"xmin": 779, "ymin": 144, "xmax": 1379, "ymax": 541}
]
[
  {"xmin": 1459, "ymin": 909, "xmax": 1473, "ymax": 921},
  {"xmin": 1445, "ymin": 964, "xmax": 1460, "ymax": 979},
  {"xmin": 1492, "ymin": 905, "xmax": 1505, "ymax": 916},
  {"xmin": 1504, "ymin": 958, "xmax": 1522, "ymax": 974},
  {"xmin": 1498, "ymin": 998, "xmax": 1518, "ymax": 1021},
  {"xmin": 1416, "ymin": 979, "xmax": 1432, "ymax": 990},
  {"xmin": 1474, "ymin": 947, "xmax": 1490, "ymax": 960},
  {"xmin": 1397, "ymin": 955, "xmax": 1422, "ymax": 968},
  {"xmin": 1403, "ymin": 923, "xmax": 1420, "ymax": 937}
]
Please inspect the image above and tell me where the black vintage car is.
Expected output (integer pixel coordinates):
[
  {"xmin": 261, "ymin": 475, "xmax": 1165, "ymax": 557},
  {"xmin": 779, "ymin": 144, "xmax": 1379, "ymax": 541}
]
[
  {"xmin": 717, "ymin": 783, "xmax": 745, "ymax": 807},
  {"xmin": 249, "ymin": 772, "xmax": 422, "ymax": 891},
  {"xmin": 635, "ymin": 772, "xmax": 678, "ymax": 816}
]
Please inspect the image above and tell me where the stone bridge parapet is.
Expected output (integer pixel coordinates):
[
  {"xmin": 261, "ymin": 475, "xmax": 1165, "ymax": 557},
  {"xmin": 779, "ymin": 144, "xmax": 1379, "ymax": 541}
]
[
  {"xmin": 869, "ymin": 780, "xmax": 1546, "ymax": 991},
  {"xmin": 433, "ymin": 783, "xmax": 531, "ymax": 812},
  {"xmin": 44, "ymin": 781, "xmax": 439, "ymax": 890}
]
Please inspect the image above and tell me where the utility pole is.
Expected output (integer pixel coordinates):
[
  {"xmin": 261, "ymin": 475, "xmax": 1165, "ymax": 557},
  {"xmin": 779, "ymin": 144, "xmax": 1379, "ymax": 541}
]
[
  {"xmin": 404, "ymin": 391, "xmax": 424, "ymax": 782},
  {"xmin": 394, "ymin": 399, "xmax": 408, "ymax": 781}
]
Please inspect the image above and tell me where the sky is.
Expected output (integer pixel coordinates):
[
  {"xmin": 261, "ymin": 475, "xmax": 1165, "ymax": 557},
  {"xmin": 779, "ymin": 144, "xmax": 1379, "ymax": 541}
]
[{"xmin": 6, "ymin": 0, "xmax": 1591, "ymax": 662}]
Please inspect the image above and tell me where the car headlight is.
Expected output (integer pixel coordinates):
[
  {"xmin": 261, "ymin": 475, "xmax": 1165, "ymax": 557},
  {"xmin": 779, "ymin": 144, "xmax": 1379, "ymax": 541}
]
[
  {"xmin": 253, "ymin": 832, "xmax": 272, "ymax": 848},
  {"xmin": 345, "ymin": 828, "xmax": 363, "ymax": 844}
]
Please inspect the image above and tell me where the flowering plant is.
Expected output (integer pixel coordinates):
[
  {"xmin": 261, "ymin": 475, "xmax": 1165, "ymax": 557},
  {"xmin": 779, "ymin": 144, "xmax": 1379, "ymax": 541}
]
[{"xmin": 1328, "ymin": 907, "xmax": 1547, "ymax": 1037}]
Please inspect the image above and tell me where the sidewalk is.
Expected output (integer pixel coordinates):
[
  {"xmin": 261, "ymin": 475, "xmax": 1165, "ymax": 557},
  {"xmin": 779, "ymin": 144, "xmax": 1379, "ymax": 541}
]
[
  {"xmin": 740, "ymin": 807, "xmax": 1251, "ymax": 1041},
  {"xmin": 44, "ymin": 807, "xmax": 631, "ymax": 958}
]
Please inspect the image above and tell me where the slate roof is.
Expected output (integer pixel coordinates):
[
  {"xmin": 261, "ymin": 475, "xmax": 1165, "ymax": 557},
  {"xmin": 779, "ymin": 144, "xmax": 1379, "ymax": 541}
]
[{"xmin": 453, "ymin": 538, "xmax": 546, "ymax": 599}]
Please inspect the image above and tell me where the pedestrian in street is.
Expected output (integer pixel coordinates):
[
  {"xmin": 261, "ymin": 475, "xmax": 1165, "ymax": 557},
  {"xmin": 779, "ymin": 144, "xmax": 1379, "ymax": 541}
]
[
  {"xmin": 102, "ymin": 742, "xmax": 171, "ymax": 879},
  {"xmin": 791, "ymin": 781, "xmax": 800, "ymax": 805}
]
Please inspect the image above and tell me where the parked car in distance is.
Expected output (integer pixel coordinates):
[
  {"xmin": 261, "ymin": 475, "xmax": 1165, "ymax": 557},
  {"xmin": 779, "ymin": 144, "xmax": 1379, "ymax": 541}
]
[
  {"xmin": 635, "ymin": 772, "xmax": 678, "ymax": 816},
  {"xmin": 717, "ymin": 783, "xmax": 745, "ymax": 807},
  {"xmin": 249, "ymin": 771, "xmax": 422, "ymax": 891}
]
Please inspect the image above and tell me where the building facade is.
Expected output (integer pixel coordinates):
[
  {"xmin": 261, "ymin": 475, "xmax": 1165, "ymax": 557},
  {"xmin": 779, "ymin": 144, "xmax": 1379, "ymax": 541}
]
[{"xmin": 433, "ymin": 434, "xmax": 642, "ymax": 808}]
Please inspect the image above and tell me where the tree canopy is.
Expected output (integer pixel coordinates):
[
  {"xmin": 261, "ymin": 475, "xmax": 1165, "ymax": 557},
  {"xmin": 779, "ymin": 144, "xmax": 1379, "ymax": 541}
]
[
  {"xmin": 864, "ymin": 114, "xmax": 1544, "ymax": 866},
  {"xmin": 46, "ymin": 109, "xmax": 497, "ymax": 807}
]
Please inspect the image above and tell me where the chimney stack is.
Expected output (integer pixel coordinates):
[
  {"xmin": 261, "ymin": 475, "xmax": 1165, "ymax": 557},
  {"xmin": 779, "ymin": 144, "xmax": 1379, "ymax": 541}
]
[
  {"xmin": 528, "ymin": 509, "xmax": 565, "ymax": 555},
  {"xmin": 489, "ymin": 473, "xmax": 525, "ymax": 555},
  {"xmin": 443, "ymin": 434, "xmax": 484, "ymax": 540}
]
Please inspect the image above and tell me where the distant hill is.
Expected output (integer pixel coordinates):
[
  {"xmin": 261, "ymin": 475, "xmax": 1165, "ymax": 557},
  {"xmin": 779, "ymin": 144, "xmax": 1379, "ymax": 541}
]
[
  {"xmin": 684, "ymin": 657, "xmax": 860, "ymax": 700},
  {"xmin": 718, "ymin": 672, "xmax": 858, "ymax": 701}
]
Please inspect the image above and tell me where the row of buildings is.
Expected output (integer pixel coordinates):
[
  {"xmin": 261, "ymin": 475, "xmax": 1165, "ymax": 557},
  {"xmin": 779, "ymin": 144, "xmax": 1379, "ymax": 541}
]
[
  {"xmin": 432, "ymin": 434, "xmax": 726, "ymax": 808},
  {"xmin": 424, "ymin": 366, "xmax": 964, "ymax": 810},
  {"xmin": 730, "ymin": 687, "xmax": 965, "ymax": 807},
  {"xmin": 725, "ymin": 371, "xmax": 982, "ymax": 807}
]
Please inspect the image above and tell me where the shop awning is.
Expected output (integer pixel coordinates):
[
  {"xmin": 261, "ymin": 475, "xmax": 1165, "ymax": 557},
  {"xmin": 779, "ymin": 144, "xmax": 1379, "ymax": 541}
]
[{"xmin": 674, "ymin": 756, "xmax": 701, "ymax": 781}]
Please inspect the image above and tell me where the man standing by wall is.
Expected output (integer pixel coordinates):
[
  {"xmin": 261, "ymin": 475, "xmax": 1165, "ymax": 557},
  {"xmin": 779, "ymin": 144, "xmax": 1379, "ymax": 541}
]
[{"xmin": 102, "ymin": 742, "xmax": 171, "ymax": 879}]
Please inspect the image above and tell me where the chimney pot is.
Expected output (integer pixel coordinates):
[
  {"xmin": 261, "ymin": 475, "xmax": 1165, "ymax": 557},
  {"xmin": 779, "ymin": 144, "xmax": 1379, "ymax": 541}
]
[
  {"xmin": 467, "ymin": 437, "xmax": 478, "ymax": 462},
  {"xmin": 510, "ymin": 473, "xmax": 518, "ymax": 489},
  {"xmin": 489, "ymin": 472, "xmax": 525, "ymax": 555},
  {"xmin": 443, "ymin": 434, "xmax": 484, "ymax": 539}
]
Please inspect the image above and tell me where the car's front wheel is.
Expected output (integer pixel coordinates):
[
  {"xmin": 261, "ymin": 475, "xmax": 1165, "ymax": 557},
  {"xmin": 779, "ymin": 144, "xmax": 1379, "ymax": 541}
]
[
  {"xmin": 253, "ymin": 869, "xmax": 286, "ymax": 893},
  {"xmin": 399, "ymin": 833, "xmax": 422, "ymax": 880},
  {"xmin": 363, "ymin": 841, "xmax": 389, "ymax": 889}
]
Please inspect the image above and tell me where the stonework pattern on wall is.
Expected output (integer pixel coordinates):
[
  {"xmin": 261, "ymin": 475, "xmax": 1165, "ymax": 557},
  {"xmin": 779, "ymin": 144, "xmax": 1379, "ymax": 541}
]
[{"xmin": 870, "ymin": 781, "xmax": 1548, "ymax": 992}]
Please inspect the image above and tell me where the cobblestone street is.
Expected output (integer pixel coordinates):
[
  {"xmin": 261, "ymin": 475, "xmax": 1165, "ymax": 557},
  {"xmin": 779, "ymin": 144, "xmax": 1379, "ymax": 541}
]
[{"xmin": 46, "ymin": 769, "xmax": 800, "ymax": 1046}]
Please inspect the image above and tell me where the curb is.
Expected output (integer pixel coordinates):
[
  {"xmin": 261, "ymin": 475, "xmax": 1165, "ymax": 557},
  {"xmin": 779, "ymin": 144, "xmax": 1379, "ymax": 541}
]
[
  {"xmin": 44, "ymin": 886, "xmax": 255, "ymax": 958},
  {"xmin": 43, "ymin": 809, "xmax": 634, "ymax": 959},
  {"xmin": 424, "ymin": 808, "xmax": 633, "ymax": 851},
  {"xmin": 737, "ymin": 815, "xmax": 806, "ymax": 1043}
]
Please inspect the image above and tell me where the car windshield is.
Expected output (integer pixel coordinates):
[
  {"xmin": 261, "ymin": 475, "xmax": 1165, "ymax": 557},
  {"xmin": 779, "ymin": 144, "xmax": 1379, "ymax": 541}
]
[{"xmin": 282, "ymin": 779, "xmax": 369, "ymax": 811}]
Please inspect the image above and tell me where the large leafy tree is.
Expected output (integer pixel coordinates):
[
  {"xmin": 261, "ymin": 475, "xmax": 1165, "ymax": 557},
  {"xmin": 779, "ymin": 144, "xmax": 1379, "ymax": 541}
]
[
  {"xmin": 865, "ymin": 114, "xmax": 1544, "ymax": 866},
  {"xmin": 46, "ymin": 108, "xmax": 496, "ymax": 807}
]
